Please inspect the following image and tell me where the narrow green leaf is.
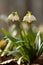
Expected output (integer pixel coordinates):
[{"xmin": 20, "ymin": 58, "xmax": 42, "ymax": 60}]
[
  {"xmin": 2, "ymin": 28, "xmax": 24, "ymax": 43},
  {"xmin": 35, "ymin": 31, "xmax": 41, "ymax": 51},
  {"xmin": 38, "ymin": 43, "xmax": 43, "ymax": 56}
]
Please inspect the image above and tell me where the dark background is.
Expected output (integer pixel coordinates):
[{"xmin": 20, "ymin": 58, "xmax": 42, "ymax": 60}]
[{"xmin": 0, "ymin": 0, "xmax": 43, "ymax": 38}]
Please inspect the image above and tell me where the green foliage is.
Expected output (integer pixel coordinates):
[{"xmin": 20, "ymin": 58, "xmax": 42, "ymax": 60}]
[
  {"xmin": 2, "ymin": 28, "xmax": 24, "ymax": 44},
  {"xmin": 2, "ymin": 28, "xmax": 43, "ymax": 64},
  {"xmin": 0, "ymin": 11, "xmax": 43, "ymax": 64},
  {"xmin": 35, "ymin": 31, "xmax": 43, "ymax": 56}
]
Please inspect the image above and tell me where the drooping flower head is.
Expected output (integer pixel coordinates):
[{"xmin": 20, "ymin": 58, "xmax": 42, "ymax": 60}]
[
  {"xmin": 23, "ymin": 11, "xmax": 36, "ymax": 23},
  {"xmin": 8, "ymin": 12, "xmax": 19, "ymax": 22}
]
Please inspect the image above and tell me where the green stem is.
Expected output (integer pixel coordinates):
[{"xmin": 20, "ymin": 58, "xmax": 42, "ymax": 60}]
[
  {"xmin": 28, "ymin": 23, "xmax": 32, "ymax": 32},
  {"xmin": 19, "ymin": 19, "xmax": 28, "ymax": 43}
]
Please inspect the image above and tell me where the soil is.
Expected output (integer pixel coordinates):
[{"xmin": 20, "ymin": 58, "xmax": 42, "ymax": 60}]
[{"xmin": 0, "ymin": 53, "xmax": 43, "ymax": 65}]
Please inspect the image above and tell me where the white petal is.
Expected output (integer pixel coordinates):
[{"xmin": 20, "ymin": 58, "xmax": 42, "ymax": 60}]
[{"xmin": 8, "ymin": 14, "xmax": 13, "ymax": 21}]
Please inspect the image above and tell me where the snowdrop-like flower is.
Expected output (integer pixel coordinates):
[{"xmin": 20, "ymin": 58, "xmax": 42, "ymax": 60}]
[
  {"xmin": 13, "ymin": 15, "xmax": 19, "ymax": 21},
  {"xmin": 23, "ymin": 11, "xmax": 36, "ymax": 23},
  {"xmin": 8, "ymin": 14, "xmax": 14, "ymax": 21},
  {"xmin": 8, "ymin": 12, "xmax": 19, "ymax": 22}
]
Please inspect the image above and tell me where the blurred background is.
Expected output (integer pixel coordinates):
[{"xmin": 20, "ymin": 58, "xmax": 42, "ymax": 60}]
[{"xmin": 0, "ymin": 0, "xmax": 43, "ymax": 38}]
